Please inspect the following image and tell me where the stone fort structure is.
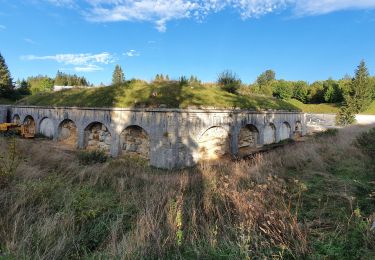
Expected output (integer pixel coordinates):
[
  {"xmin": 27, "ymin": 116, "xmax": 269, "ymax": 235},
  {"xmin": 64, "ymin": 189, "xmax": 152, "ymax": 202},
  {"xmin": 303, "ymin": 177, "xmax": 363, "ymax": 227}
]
[{"xmin": 0, "ymin": 105, "xmax": 306, "ymax": 169}]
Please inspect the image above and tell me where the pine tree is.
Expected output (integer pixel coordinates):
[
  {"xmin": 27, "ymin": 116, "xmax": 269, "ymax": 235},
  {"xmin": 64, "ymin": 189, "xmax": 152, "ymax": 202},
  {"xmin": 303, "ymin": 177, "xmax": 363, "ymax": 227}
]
[
  {"xmin": 0, "ymin": 52, "xmax": 13, "ymax": 97},
  {"xmin": 112, "ymin": 65, "xmax": 125, "ymax": 85},
  {"xmin": 348, "ymin": 60, "xmax": 372, "ymax": 113}
]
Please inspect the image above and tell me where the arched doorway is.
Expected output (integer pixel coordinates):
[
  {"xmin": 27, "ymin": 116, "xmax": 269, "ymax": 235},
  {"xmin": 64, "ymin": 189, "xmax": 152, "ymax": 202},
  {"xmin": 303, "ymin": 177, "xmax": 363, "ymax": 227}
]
[
  {"xmin": 120, "ymin": 125, "xmax": 150, "ymax": 158},
  {"xmin": 280, "ymin": 122, "xmax": 291, "ymax": 141},
  {"xmin": 22, "ymin": 115, "xmax": 36, "ymax": 137},
  {"xmin": 58, "ymin": 119, "xmax": 78, "ymax": 148},
  {"xmin": 39, "ymin": 117, "xmax": 54, "ymax": 138},
  {"xmin": 264, "ymin": 123, "xmax": 276, "ymax": 145},
  {"xmin": 84, "ymin": 122, "xmax": 112, "ymax": 152},
  {"xmin": 238, "ymin": 124, "xmax": 259, "ymax": 157},
  {"xmin": 198, "ymin": 126, "xmax": 230, "ymax": 161}
]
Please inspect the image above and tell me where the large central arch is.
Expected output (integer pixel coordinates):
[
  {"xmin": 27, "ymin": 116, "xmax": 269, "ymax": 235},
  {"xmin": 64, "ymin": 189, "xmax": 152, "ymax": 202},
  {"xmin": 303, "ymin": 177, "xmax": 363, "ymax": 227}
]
[
  {"xmin": 238, "ymin": 124, "xmax": 259, "ymax": 157},
  {"xmin": 22, "ymin": 115, "xmax": 36, "ymax": 137},
  {"xmin": 120, "ymin": 125, "xmax": 150, "ymax": 158},
  {"xmin": 198, "ymin": 126, "xmax": 230, "ymax": 161}
]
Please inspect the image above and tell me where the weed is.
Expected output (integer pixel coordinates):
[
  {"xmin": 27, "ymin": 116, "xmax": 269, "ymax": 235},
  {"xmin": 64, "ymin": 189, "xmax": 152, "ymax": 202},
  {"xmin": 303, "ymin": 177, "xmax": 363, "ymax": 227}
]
[{"xmin": 77, "ymin": 150, "xmax": 108, "ymax": 165}]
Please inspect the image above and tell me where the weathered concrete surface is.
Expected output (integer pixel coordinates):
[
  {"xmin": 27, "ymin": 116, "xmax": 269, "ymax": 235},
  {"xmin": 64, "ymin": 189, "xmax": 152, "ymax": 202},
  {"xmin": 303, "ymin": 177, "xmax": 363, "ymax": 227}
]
[
  {"xmin": 2, "ymin": 105, "xmax": 306, "ymax": 169},
  {"xmin": 0, "ymin": 106, "xmax": 9, "ymax": 123}
]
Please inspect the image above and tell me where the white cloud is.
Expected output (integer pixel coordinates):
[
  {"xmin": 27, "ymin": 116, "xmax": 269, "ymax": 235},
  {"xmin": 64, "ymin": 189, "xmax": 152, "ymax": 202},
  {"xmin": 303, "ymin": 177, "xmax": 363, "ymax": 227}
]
[
  {"xmin": 124, "ymin": 50, "xmax": 140, "ymax": 57},
  {"xmin": 74, "ymin": 64, "xmax": 103, "ymax": 72},
  {"xmin": 0, "ymin": 25, "xmax": 6, "ymax": 30},
  {"xmin": 21, "ymin": 52, "xmax": 115, "ymax": 65},
  {"xmin": 21, "ymin": 52, "xmax": 115, "ymax": 72},
  {"xmin": 24, "ymin": 38, "xmax": 37, "ymax": 44},
  {"xmin": 45, "ymin": 0, "xmax": 375, "ymax": 31}
]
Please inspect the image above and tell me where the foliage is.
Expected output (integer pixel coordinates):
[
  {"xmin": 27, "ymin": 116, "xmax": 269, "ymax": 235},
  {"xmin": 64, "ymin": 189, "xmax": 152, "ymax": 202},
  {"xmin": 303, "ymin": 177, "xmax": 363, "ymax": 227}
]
[
  {"xmin": 178, "ymin": 76, "xmax": 189, "ymax": 86},
  {"xmin": 323, "ymin": 79, "xmax": 343, "ymax": 103},
  {"xmin": 112, "ymin": 65, "xmax": 125, "ymax": 85},
  {"xmin": 292, "ymin": 81, "xmax": 309, "ymax": 103},
  {"xmin": 77, "ymin": 150, "xmax": 108, "ymax": 165},
  {"xmin": 336, "ymin": 105, "xmax": 356, "ymax": 126},
  {"xmin": 354, "ymin": 127, "xmax": 375, "ymax": 159},
  {"xmin": 55, "ymin": 71, "xmax": 89, "ymax": 86},
  {"xmin": 27, "ymin": 75, "xmax": 54, "ymax": 94},
  {"xmin": 0, "ymin": 52, "xmax": 14, "ymax": 98},
  {"xmin": 272, "ymin": 80, "xmax": 293, "ymax": 99},
  {"xmin": 0, "ymin": 138, "xmax": 19, "ymax": 187},
  {"xmin": 217, "ymin": 70, "xmax": 242, "ymax": 94},
  {"xmin": 256, "ymin": 69, "xmax": 276, "ymax": 86}
]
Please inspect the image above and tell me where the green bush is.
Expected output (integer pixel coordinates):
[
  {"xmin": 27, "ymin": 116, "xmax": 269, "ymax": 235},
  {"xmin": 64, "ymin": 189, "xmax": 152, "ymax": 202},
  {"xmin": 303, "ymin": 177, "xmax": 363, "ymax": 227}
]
[
  {"xmin": 78, "ymin": 150, "xmax": 108, "ymax": 165},
  {"xmin": 217, "ymin": 70, "xmax": 242, "ymax": 94},
  {"xmin": 336, "ymin": 105, "xmax": 356, "ymax": 126},
  {"xmin": 354, "ymin": 127, "xmax": 375, "ymax": 159}
]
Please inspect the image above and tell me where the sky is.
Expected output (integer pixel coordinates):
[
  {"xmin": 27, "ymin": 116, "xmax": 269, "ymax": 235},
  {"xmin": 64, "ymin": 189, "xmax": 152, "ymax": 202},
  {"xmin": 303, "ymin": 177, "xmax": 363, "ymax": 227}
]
[{"xmin": 0, "ymin": 0, "xmax": 375, "ymax": 85}]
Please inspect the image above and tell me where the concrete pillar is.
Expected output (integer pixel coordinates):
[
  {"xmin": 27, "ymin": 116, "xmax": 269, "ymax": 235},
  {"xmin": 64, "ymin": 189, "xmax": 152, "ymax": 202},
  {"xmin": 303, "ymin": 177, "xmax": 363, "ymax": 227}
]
[
  {"xmin": 78, "ymin": 127, "xmax": 85, "ymax": 149},
  {"xmin": 110, "ymin": 133, "xmax": 120, "ymax": 157},
  {"xmin": 275, "ymin": 123, "xmax": 281, "ymax": 143}
]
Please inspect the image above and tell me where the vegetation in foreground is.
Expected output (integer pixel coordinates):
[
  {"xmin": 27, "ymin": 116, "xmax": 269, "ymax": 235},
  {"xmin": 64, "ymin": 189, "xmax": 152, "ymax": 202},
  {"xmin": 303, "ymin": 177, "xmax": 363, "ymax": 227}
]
[{"xmin": 0, "ymin": 126, "xmax": 374, "ymax": 259}]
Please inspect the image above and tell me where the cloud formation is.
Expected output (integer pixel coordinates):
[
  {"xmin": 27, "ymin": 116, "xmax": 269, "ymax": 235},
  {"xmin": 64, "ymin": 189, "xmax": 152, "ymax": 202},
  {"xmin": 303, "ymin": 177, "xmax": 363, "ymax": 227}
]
[
  {"xmin": 0, "ymin": 25, "xmax": 6, "ymax": 30},
  {"xmin": 21, "ymin": 52, "xmax": 115, "ymax": 72},
  {"xmin": 45, "ymin": 0, "xmax": 375, "ymax": 31},
  {"xmin": 124, "ymin": 50, "xmax": 140, "ymax": 57}
]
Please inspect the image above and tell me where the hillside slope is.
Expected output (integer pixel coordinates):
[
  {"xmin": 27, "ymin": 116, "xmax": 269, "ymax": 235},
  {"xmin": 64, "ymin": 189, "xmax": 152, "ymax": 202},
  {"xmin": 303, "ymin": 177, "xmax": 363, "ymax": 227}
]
[{"xmin": 16, "ymin": 81, "xmax": 298, "ymax": 110}]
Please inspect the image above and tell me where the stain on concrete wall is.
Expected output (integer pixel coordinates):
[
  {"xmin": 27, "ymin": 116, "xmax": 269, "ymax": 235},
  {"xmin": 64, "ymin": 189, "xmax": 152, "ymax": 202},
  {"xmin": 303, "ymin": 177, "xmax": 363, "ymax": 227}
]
[
  {"xmin": 199, "ymin": 126, "xmax": 230, "ymax": 160},
  {"xmin": 264, "ymin": 123, "xmax": 276, "ymax": 145},
  {"xmin": 84, "ymin": 122, "xmax": 112, "ymax": 152},
  {"xmin": 120, "ymin": 125, "xmax": 150, "ymax": 158},
  {"xmin": 39, "ymin": 118, "xmax": 54, "ymax": 138}
]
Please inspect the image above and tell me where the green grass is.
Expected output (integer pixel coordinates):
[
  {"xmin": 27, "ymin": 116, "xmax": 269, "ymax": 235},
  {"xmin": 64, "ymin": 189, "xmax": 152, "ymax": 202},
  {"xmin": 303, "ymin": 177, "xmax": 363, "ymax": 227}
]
[
  {"xmin": 16, "ymin": 81, "xmax": 299, "ymax": 110},
  {"xmin": 287, "ymin": 99, "xmax": 341, "ymax": 114},
  {"xmin": 0, "ymin": 98, "xmax": 15, "ymax": 105}
]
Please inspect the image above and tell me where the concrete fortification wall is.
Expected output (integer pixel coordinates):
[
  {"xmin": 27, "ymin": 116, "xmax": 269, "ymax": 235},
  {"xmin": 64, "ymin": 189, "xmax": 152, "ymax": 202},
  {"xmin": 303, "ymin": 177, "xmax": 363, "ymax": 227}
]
[{"xmin": 2, "ymin": 105, "xmax": 306, "ymax": 169}]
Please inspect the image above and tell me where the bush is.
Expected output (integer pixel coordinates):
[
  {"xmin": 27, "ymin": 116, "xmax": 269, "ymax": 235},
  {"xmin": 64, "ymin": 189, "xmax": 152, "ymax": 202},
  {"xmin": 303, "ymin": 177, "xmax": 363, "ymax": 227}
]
[
  {"xmin": 272, "ymin": 80, "xmax": 293, "ymax": 100},
  {"xmin": 78, "ymin": 150, "xmax": 108, "ymax": 165},
  {"xmin": 217, "ymin": 70, "xmax": 242, "ymax": 94},
  {"xmin": 336, "ymin": 105, "xmax": 356, "ymax": 126},
  {"xmin": 354, "ymin": 127, "xmax": 375, "ymax": 159}
]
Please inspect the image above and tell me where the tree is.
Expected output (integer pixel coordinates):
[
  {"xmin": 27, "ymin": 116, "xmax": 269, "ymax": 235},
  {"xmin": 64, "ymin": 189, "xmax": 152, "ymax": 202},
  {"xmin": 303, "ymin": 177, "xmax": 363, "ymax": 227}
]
[
  {"xmin": 112, "ymin": 65, "xmax": 125, "ymax": 85},
  {"xmin": 347, "ymin": 60, "xmax": 372, "ymax": 113},
  {"xmin": 292, "ymin": 81, "xmax": 309, "ymax": 103},
  {"xmin": 256, "ymin": 69, "xmax": 276, "ymax": 86},
  {"xmin": 27, "ymin": 76, "xmax": 54, "ymax": 94},
  {"xmin": 272, "ymin": 80, "xmax": 293, "ymax": 100},
  {"xmin": 0, "ymin": 52, "xmax": 13, "ymax": 98},
  {"xmin": 217, "ymin": 70, "xmax": 241, "ymax": 94}
]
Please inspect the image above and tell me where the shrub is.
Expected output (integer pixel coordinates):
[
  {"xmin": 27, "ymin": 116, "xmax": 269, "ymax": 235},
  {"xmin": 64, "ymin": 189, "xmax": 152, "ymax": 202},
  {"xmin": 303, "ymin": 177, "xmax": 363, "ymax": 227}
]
[
  {"xmin": 78, "ymin": 150, "xmax": 108, "ymax": 165},
  {"xmin": 0, "ymin": 138, "xmax": 19, "ymax": 187},
  {"xmin": 217, "ymin": 70, "xmax": 242, "ymax": 94},
  {"xmin": 179, "ymin": 76, "xmax": 189, "ymax": 86},
  {"xmin": 336, "ymin": 105, "xmax": 356, "ymax": 126},
  {"xmin": 354, "ymin": 127, "xmax": 375, "ymax": 159}
]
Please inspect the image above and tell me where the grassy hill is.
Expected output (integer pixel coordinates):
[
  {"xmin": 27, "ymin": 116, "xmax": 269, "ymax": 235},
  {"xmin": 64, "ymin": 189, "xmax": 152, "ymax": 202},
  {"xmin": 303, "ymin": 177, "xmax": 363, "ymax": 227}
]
[
  {"xmin": 16, "ymin": 81, "xmax": 298, "ymax": 110},
  {"xmin": 288, "ymin": 99, "xmax": 340, "ymax": 114}
]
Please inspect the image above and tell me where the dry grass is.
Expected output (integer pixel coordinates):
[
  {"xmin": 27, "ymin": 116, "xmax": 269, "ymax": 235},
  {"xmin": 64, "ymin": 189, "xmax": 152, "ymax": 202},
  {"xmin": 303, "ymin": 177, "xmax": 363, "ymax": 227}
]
[{"xmin": 0, "ymin": 125, "xmax": 374, "ymax": 259}]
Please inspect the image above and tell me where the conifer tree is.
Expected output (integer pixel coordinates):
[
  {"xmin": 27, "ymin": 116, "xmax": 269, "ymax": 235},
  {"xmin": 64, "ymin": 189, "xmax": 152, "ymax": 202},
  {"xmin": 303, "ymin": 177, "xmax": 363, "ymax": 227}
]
[
  {"xmin": 0, "ymin": 52, "xmax": 13, "ymax": 97},
  {"xmin": 112, "ymin": 65, "xmax": 125, "ymax": 85}
]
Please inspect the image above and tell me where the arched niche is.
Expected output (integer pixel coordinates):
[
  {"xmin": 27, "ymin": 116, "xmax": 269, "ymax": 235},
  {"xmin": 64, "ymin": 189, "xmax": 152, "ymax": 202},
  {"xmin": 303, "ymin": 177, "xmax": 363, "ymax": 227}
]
[
  {"xmin": 198, "ymin": 126, "xmax": 230, "ymax": 161},
  {"xmin": 280, "ymin": 122, "xmax": 291, "ymax": 141},
  {"xmin": 120, "ymin": 125, "xmax": 150, "ymax": 159},
  {"xmin": 58, "ymin": 119, "xmax": 78, "ymax": 148},
  {"xmin": 84, "ymin": 122, "xmax": 112, "ymax": 152},
  {"xmin": 238, "ymin": 124, "xmax": 259, "ymax": 157},
  {"xmin": 39, "ymin": 117, "xmax": 54, "ymax": 138},
  {"xmin": 264, "ymin": 123, "xmax": 276, "ymax": 145}
]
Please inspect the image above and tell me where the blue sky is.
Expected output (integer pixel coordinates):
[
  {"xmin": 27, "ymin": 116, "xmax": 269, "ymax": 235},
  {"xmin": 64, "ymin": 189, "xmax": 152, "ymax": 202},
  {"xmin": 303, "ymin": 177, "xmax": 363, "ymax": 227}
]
[{"xmin": 0, "ymin": 0, "xmax": 375, "ymax": 85}]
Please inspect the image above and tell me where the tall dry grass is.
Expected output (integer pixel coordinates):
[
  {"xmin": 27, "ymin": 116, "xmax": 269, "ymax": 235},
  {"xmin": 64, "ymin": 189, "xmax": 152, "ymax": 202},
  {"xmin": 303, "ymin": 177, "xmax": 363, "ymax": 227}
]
[{"xmin": 0, "ymin": 125, "xmax": 374, "ymax": 259}]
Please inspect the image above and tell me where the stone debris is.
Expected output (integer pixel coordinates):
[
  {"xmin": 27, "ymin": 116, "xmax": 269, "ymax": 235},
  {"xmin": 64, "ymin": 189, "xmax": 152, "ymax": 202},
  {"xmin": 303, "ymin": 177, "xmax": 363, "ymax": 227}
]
[
  {"xmin": 85, "ymin": 123, "xmax": 111, "ymax": 152},
  {"xmin": 120, "ymin": 126, "xmax": 149, "ymax": 158}
]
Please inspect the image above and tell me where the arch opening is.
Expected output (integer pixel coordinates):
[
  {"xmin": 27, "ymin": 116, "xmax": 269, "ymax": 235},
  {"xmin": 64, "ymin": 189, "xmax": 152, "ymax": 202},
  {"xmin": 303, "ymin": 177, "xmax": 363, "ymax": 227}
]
[
  {"xmin": 238, "ymin": 124, "xmax": 259, "ymax": 157},
  {"xmin": 294, "ymin": 121, "xmax": 303, "ymax": 138},
  {"xmin": 280, "ymin": 122, "xmax": 291, "ymax": 141},
  {"xmin": 120, "ymin": 125, "xmax": 150, "ymax": 159},
  {"xmin": 264, "ymin": 123, "xmax": 276, "ymax": 145},
  {"xmin": 13, "ymin": 114, "xmax": 20, "ymax": 124},
  {"xmin": 39, "ymin": 117, "xmax": 54, "ymax": 138},
  {"xmin": 22, "ymin": 115, "xmax": 36, "ymax": 137},
  {"xmin": 84, "ymin": 122, "xmax": 112, "ymax": 152},
  {"xmin": 58, "ymin": 119, "xmax": 78, "ymax": 148},
  {"xmin": 198, "ymin": 126, "xmax": 230, "ymax": 161}
]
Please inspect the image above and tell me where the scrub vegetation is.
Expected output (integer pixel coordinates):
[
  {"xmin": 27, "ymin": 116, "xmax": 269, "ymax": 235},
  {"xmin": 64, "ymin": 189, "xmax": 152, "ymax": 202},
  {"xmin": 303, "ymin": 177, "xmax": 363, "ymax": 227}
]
[{"xmin": 0, "ymin": 125, "xmax": 374, "ymax": 259}]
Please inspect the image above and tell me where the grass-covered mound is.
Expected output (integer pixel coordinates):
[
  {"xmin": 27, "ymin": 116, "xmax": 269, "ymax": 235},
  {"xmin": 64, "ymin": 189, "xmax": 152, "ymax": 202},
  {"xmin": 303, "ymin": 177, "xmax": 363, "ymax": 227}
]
[
  {"xmin": 0, "ymin": 126, "xmax": 374, "ymax": 258},
  {"xmin": 16, "ymin": 81, "xmax": 298, "ymax": 110}
]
